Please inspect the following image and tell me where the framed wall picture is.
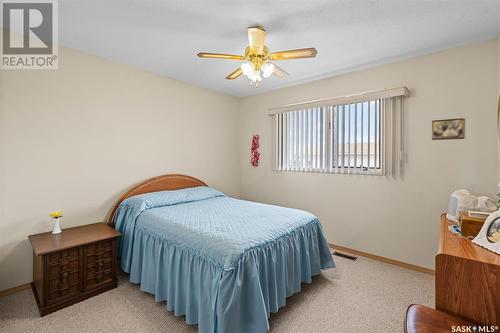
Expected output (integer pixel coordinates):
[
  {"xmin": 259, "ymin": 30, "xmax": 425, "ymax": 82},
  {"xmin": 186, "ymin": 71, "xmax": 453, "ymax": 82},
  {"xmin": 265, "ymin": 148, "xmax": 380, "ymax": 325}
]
[{"xmin": 432, "ymin": 118, "xmax": 465, "ymax": 140}]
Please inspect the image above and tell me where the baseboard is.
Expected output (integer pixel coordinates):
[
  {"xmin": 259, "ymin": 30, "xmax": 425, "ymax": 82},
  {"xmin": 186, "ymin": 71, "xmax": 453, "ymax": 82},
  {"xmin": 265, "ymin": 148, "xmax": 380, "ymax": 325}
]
[
  {"xmin": 0, "ymin": 282, "xmax": 31, "ymax": 298},
  {"xmin": 329, "ymin": 243, "xmax": 435, "ymax": 275}
]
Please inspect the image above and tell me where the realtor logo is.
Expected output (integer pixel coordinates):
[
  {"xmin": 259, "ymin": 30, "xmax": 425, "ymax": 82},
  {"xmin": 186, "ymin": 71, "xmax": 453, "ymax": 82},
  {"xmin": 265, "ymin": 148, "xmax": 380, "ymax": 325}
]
[{"xmin": 1, "ymin": 0, "xmax": 58, "ymax": 69}]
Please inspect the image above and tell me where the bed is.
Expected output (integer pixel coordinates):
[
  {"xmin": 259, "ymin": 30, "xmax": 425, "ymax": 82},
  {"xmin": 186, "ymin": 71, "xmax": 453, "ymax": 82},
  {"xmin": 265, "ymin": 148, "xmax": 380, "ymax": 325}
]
[{"xmin": 109, "ymin": 174, "xmax": 334, "ymax": 333}]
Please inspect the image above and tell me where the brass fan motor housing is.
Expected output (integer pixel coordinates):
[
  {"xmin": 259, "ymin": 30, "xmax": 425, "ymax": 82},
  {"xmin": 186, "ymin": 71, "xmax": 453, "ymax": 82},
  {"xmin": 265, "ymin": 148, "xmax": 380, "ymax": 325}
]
[{"xmin": 244, "ymin": 46, "xmax": 270, "ymax": 71}]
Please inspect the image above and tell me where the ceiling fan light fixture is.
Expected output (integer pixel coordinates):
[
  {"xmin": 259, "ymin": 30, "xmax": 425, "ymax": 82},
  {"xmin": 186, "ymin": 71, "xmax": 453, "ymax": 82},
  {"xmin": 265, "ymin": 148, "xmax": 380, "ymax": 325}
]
[
  {"xmin": 240, "ymin": 61, "xmax": 254, "ymax": 76},
  {"xmin": 241, "ymin": 60, "xmax": 264, "ymax": 84},
  {"xmin": 261, "ymin": 62, "xmax": 274, "ymax": 78},
  {"xmin": 248, "ymin": 70, "xmax": 262, "ymax": 83}
]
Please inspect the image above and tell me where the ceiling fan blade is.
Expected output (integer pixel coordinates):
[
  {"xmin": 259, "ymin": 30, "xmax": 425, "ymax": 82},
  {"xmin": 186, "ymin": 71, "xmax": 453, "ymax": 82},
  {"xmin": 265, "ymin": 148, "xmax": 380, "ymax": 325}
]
[
  {"xmin": 226, "ymin": 67, "xmax": 243, "ymax": 80},
  {"xmin": 197, "ymin": 52, "xmax": 244, "ymax": 60},
  {"xmin": 247, "ymin": 26, "xmax": 266, "ymax": 54},
  {"xmin": 270, "ymin": 63, "xmax": 289, "ymax": 78},
  {"xmin": 269, "ymin": 48, "xmax": 317, "ymax": 61}
]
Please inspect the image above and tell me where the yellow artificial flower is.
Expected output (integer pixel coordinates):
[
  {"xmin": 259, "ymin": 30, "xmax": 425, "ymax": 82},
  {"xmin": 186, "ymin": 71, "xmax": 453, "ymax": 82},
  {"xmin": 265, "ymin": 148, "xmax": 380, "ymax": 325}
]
[{"xmin": 49, "ymin": 211, "xmax": 63, "ymax": 219}]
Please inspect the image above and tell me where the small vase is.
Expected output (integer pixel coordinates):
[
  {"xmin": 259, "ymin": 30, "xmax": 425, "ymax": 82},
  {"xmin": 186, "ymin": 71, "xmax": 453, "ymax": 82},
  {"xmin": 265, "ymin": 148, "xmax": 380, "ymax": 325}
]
[{"xmin": 52, "ymin": 218, "xmax": 62, "ymax": 234}]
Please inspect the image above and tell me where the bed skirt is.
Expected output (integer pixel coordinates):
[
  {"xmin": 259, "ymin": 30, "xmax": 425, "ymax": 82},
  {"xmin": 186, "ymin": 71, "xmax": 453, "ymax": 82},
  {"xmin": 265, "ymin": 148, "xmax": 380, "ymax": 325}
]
[{"xmin": 123, "ymin": 219, "xmax": 335, "ymax": 333}]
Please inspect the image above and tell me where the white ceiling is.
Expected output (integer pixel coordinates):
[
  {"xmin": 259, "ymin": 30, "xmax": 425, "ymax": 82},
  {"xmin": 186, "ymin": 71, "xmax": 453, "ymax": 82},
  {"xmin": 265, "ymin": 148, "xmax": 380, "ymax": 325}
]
[{"xmin": 59, "ymin": 0, "xmax": 500, "ymax": 97}]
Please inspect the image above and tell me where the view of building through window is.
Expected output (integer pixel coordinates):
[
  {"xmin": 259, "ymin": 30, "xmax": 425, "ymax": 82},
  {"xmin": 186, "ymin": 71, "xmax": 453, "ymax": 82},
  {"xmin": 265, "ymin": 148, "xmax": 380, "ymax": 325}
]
[{"xmin": 276, "ymin": 99, "xmax": 381, "ymax": 173}]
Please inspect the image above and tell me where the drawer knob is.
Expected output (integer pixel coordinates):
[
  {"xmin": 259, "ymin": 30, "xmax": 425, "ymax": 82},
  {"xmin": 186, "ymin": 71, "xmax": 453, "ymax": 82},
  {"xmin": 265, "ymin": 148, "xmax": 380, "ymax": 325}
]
[{"xmin": 62, "ymin": 272, "xmax": 68, "ymax": 278}]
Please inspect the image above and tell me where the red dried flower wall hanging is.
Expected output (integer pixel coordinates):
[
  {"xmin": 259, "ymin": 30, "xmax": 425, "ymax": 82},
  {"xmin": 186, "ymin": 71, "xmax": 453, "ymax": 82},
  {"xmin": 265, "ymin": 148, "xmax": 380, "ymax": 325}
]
[{"xmin": 250, "ymin": 134, "xmax": 260, "ymax": 167}]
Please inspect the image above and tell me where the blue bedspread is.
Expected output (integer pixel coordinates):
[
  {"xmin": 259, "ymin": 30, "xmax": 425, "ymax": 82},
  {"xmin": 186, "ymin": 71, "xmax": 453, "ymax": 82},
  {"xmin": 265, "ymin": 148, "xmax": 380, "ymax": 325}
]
[{"xmin": 115, "ymin": 186, "xmax": 334, "ymax": 333}]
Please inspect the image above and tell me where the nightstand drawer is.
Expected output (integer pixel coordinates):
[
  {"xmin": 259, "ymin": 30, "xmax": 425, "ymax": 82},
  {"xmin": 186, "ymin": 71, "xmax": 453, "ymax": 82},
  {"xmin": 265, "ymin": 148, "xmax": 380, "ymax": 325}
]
[
  {"xmin": 47, "ymin": 247, "xmax": 79, "ymax": 265},
  {"xmin": 45, "ymin": 249, "xmax": 82, "ymax": 304},
  {"xmin": 84, "ymin": 240, "xmax": 116, "ymax": 290}
]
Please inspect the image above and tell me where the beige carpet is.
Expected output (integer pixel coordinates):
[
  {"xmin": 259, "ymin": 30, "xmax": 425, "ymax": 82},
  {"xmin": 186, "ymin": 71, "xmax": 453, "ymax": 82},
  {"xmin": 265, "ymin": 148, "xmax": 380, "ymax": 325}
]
[{"xmin": 0, "ymin": 255, "xmax": 434, "ymax": 333}]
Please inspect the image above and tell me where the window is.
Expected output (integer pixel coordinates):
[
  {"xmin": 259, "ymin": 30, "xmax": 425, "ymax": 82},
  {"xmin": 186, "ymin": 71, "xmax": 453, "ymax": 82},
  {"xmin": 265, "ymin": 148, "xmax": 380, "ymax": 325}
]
[{"xmin": 272, "ymin": 88, "xmax": 406, "ymax": 175}]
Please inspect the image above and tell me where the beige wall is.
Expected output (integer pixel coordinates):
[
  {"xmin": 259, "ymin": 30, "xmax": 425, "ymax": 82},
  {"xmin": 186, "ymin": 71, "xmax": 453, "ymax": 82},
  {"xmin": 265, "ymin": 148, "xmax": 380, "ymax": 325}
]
[
  {"xmin": 0, "ymin": 47, "xmax": 240, "ymax": 290},
  {"xmin": 498, "ymin": 37, "xmax": 500, "ymax": 95},
  {"xmin": 238, "ymin": 39, "xmax": 499, "ymax": 269}
]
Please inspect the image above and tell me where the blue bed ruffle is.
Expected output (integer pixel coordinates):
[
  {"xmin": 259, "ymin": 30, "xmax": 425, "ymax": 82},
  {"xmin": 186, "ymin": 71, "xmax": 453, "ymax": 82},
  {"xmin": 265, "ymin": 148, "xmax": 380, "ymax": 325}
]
[{"xmin": 115, "ymin": 187, "xmax": 334, "ymax": 333}]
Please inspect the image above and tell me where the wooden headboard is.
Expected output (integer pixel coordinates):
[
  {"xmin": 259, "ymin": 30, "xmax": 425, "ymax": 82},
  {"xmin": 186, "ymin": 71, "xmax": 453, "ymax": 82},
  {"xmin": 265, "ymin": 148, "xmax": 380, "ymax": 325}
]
[{"xmin": 106, "ymin": 174, "xmax": 207, "ymax": 226}]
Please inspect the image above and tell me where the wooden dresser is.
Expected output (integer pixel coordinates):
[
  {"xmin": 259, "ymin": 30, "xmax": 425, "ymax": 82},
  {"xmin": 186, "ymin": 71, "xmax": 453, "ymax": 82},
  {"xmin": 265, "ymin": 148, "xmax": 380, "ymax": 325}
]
[
  {"xmin": 436, "ymin": 214, "xmax": 500, "ymax": 325},
  {"xmin": 29, "ymin": 223, "xmax": 120, "ymax": 316}
]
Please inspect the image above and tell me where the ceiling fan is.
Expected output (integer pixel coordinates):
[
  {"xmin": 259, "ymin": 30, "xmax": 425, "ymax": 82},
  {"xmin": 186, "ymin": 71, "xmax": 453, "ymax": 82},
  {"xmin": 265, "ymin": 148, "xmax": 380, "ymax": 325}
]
[{"xmin": 197, "ymin": 26, "xmax": 317, "ymax": 86}]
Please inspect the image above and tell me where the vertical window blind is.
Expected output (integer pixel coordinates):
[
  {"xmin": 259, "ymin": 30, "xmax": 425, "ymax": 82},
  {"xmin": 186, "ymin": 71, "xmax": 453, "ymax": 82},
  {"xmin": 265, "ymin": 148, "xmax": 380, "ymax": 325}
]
[{"xmin": 272, "ymin": 88, "xmax": 407, "ymax": 176}]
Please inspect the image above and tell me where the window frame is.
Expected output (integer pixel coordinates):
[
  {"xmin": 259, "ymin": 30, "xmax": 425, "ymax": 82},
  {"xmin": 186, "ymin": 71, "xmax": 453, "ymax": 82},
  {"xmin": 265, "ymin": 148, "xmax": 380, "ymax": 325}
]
[{"xmin": 271, "ymin": 89, "xmax": 407, "ymax": 177}]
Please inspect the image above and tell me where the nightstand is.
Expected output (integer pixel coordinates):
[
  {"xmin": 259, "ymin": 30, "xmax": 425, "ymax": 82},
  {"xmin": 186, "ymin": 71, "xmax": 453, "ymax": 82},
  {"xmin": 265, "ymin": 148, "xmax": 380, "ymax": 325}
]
[{"xmin": 28, "ymin": 223, "xmax": 120, "ymax": 316}]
